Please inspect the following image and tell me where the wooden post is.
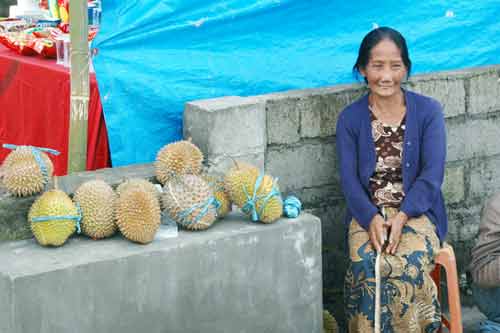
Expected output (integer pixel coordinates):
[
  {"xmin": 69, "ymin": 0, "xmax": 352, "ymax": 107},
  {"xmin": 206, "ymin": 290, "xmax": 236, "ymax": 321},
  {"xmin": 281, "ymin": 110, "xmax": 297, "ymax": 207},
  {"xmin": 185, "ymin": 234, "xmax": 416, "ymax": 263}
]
[{"xmin": 68, "ymin": 0, "xmax": 89, "ymax": 173}]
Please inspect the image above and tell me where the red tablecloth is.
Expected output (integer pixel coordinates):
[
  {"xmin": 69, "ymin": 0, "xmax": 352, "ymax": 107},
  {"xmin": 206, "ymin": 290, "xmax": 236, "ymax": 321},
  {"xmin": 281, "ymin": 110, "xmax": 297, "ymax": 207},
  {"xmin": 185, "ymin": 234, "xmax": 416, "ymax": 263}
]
[{"xmin": 0, "ymin": 48, "xmax": 110, "ymax": 175}]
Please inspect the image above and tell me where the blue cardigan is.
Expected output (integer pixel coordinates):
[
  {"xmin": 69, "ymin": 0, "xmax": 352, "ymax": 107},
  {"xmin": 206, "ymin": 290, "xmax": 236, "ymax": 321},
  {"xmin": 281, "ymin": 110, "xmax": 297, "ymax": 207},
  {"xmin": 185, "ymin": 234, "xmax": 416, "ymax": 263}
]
[{"xmin": 336, "ymin": 89, "xmax": 448, "ymax": 241}]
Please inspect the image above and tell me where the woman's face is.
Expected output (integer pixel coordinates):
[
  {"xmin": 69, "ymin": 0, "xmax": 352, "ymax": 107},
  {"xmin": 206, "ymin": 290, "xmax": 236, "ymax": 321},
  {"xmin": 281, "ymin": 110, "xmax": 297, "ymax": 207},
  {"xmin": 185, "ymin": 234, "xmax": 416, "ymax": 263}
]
[{"xmin": 360, "ymin": 39, "xmax": 407, "ymax": 98}]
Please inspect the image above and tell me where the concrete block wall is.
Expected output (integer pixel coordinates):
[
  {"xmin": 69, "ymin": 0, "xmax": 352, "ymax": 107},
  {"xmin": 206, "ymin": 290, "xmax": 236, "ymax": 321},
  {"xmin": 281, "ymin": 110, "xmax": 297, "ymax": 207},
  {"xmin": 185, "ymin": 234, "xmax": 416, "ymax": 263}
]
[
  {"xmin": 184, "ymin": 65, "xmax": 500, "ymax": 323},
  {"xmin": 406, "ymin": 67, "xmax": 500, "ymax": 279}
]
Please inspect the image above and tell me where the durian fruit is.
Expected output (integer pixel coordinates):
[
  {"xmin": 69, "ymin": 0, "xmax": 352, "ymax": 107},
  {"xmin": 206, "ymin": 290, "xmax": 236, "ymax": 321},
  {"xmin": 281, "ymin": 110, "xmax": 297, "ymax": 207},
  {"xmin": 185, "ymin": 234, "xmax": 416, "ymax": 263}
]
[
  {"xmin": 224, "ymin": 161, "xmax": 283, "ymax": 223},
  {"xmin": 323, "ymin": 310, "xmax": 338, "ymax": 333},
  {"xmin": 155, "ymin": 140, "xmax": 203, "ymax": 185},
  {"xmin": 73, "ymin": 180, "xmax": 117, "ymax": 240},
  {"xmin": 202, "ymin": 174, "xmax": 231, "ymax": 219},
  {"xmin": 162, "ymin": 174, "xmax": 217, "ymax": 230},
  {"xmin": 2, "ymin": 146, "xmax": 54, "ymax": 196},
  {"xmin": 116, "ymin": 185, "xmax": 161, "ymax": 244},
  {"xmin": 116, "ymin": 178, "xmax": 161, "ymax": 207},
  {"xmin": 29, "ymin": 189, "xmax": 78, "ymax": 246}
]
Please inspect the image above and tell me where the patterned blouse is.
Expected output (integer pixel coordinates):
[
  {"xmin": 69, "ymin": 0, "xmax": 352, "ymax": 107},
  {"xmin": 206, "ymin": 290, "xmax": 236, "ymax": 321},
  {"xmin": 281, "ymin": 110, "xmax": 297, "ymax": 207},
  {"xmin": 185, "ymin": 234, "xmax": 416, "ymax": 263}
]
[{"xmin": 369, "ymin": 107, "xmax": 406, "ymax": 209}]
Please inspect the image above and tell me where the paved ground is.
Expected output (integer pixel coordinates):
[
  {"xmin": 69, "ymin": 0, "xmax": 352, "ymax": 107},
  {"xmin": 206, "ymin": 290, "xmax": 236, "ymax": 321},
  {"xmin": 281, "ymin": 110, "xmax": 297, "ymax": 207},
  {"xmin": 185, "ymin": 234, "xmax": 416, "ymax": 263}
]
[{"xmin": 463, "ymin": 306, "xmax": 487, "ymax": 333}]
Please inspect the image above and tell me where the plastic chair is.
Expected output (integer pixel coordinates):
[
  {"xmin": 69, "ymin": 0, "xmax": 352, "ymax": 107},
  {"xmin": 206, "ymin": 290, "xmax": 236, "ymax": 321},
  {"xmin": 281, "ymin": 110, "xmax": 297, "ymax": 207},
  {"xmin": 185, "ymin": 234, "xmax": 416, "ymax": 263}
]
[{"xmin": 430, "ymin": 243, "xmax": 463, "ymax": 333}]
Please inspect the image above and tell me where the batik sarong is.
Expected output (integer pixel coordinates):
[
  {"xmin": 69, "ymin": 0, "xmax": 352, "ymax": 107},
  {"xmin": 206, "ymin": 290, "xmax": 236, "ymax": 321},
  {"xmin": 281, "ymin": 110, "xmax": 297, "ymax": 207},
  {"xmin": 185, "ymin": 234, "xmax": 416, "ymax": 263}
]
[{"xmin": 345, "ymin": 209, "xmax": 441, "ymax": 332}]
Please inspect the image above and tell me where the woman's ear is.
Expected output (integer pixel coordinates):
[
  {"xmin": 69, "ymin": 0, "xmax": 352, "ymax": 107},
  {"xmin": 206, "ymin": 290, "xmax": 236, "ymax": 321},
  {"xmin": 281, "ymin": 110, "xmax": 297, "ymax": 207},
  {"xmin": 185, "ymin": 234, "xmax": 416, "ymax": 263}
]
[{"xmin": 359, "ymin": 67, "xmax": 367, "ymax": 80}]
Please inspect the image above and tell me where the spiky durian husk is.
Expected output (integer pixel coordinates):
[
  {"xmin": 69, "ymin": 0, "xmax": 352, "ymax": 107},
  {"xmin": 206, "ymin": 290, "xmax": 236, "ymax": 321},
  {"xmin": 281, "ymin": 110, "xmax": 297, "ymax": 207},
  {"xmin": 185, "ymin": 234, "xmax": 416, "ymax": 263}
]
[
  {"xmin": 29, "ymin": 189, "xmax": 77, "ymax": 246},
  {"xmin": 224, "ymin": 161, "xmax": 258, "ymax": 206},
  {"xmin": 73, "ymin": 180, "xmax": 117, "ymax": 240},
  {"xmin": 116, "ymin": 178, "xmax": 161, "ymax": 208},
  {"xmin": 323, "ymin": 310, "xmax": 338, "ymax": 333},
  {"xmin": 224, "ymin": 161, "xmax": 283, "ymax": 223},
  {"xmin": 116, "ymin": 186, "xmax": 161, "ymax": 244},
  {"xmin": 202, "ymin": 174, "xmax": 232, "ymax": 219},
  {"xmin": 154, "ymin": 140, "xmax": 203, "ymax": 185},
  {"xmin": 254, "ymin": 174, "xmax": 283, "ymax": 223},
  {"xmin": 2, "ymin": 146, "xmax": 54, "ymax": 197},
  {"xmin": 162, "ymin": 174, "xmax": 216, "ymax": 230}
]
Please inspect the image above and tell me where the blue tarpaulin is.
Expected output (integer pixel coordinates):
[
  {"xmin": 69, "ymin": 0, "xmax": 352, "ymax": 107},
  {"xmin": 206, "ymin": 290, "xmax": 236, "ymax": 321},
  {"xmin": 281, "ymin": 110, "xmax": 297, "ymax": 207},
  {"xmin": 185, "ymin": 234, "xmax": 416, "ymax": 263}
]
[{"xmin": 93, "ymin": 0, "xmax": 500, "ymax": 167}]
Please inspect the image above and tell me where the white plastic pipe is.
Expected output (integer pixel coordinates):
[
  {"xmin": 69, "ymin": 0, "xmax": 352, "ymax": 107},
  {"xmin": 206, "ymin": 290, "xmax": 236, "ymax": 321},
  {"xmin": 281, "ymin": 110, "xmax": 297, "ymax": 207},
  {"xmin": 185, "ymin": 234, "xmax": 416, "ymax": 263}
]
[
  {"xmin": 374, "ymin": 250, "xmax": 382, "ymax": 333},
  {"xmin": 374, "ymin": 207, "xmax": 387, "ymax": 333}
]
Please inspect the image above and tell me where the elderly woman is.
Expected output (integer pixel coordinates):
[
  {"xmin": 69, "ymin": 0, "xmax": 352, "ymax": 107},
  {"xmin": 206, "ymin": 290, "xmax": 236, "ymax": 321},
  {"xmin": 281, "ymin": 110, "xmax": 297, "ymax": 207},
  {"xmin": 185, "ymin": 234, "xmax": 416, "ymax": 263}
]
[{"xmin": 336, "ymin": 27, "xmax": 448, "ymax": 332}]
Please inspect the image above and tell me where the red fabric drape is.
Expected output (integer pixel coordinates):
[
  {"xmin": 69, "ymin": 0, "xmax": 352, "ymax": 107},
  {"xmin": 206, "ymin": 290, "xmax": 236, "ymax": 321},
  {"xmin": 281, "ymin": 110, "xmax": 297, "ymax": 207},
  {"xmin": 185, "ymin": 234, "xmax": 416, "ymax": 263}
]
[{"xmin": 0, "ymin": 48, "xmax": 110, "ymax": 175}]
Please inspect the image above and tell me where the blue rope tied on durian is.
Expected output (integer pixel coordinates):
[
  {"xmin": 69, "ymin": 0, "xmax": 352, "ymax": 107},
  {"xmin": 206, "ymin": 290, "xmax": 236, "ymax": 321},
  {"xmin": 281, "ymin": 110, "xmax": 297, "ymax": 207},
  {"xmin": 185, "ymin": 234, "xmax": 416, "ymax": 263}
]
[
  {"xmin": 30, "ymin": 203, "xmax": 82, "ymax": 234},
  {"xmin": 283, "ymin": 195, "xmax": 302, "ymax": 218},
  {"xmin": 3, "ymin": 144, "xmax": 60, "ymax": 190},
  {"xmin": 2, "ymin": 144, "xmax": 60, "ymax": 156},
  {"xmin": 205, "ymin": 178, "xmax": 223, "ymax": 215},
  {"xmin": 213, "ymin": 198, "xmax": 221, "ymax": 215},
  {"xmin": 241, "ymin": 173, "xmax": 282, "ymax": 222},
  {"xmin": 177, "ymin": 196, "xmax": 219, "ymax": 226}
]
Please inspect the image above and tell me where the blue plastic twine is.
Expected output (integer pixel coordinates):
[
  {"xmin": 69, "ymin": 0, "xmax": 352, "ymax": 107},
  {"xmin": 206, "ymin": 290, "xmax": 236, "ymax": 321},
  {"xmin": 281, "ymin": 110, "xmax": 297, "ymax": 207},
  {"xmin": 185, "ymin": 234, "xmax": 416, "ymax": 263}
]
[
  {"xmin": 242, "ymin": 173, "xmax": 282, "ymax": 222},
  {"xmin": 2, "ymin": 144, "xmax": 60, "ymax": 156},
  {"xmin": 30, "ymin": 203, "xmax": 82, "ymax": 234},
  {"xmin": 205, "ymin": 178, "xmax": 223, "ymax": 214},
  {"xmin": 3, "ymin": 144, "xmax": 60, "ymax": 190},
  {"xmin": 177, "ymin": 196, "xmax": 219, "ymax": 226},
  {"xmin": 283, "ymin": 195, "xmax": 302, "ymax": 218},
  {"xmin": 213, "ymin": 198, "xmax": 222, "ymax": 214}
]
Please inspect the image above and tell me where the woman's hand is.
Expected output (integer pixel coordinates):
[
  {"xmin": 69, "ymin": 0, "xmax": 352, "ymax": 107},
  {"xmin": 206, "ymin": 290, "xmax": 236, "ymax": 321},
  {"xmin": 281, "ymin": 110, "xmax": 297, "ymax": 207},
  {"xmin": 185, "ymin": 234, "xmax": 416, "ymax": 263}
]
[
  {"xmin": 384, "ymin": 211, "xmax": 408, "ymax": 254},
  {"xmin": 368, "ymin": 214, "xmax": 388, "ymax": 253}
]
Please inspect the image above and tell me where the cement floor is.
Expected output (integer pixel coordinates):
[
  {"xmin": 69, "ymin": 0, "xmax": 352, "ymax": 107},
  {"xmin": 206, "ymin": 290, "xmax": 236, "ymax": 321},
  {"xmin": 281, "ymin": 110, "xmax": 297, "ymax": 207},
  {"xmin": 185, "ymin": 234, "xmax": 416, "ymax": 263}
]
[{"xmin": 462, "ymin": 306, "xmax": 486, "ymax": 333}]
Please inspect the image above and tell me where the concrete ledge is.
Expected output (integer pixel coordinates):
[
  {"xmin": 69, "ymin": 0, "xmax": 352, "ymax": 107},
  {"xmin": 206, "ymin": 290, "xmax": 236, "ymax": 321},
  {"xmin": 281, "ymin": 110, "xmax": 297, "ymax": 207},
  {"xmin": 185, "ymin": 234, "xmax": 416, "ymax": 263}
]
[
  {"xmin": 0, "ymin": 212, "xmax": 323, "ymax": 333},
  {"xmin": 0, "ymin": 188, "xmax": 35, "ymax": 241}
]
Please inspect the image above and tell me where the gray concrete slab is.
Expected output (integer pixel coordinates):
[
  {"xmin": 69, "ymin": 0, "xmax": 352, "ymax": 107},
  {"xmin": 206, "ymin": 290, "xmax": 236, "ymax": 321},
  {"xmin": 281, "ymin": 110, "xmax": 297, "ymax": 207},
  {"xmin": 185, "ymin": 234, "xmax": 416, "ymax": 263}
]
[
  {"xmin": 463, "ymin": 306, "xmax": 486, "ymax": 333},
  {"xmin": 0, "ymin": 212, "xmax": 322, "ymax": 333}
]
